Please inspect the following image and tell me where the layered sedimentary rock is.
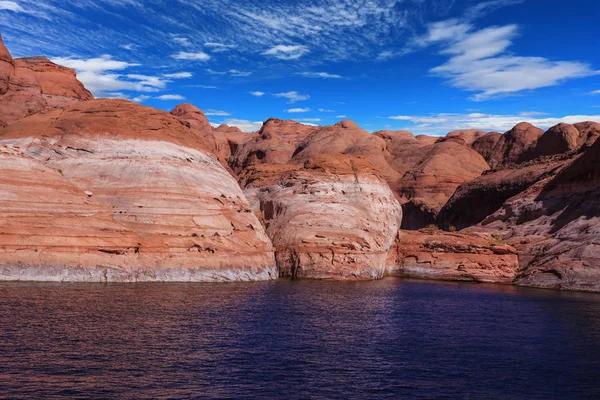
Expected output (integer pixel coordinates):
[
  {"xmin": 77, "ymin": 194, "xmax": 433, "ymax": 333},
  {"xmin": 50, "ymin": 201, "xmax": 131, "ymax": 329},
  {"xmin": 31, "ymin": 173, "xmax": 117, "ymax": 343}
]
[
  {"xmin": 530, "ymin": 123, "xmax": 587, "ymax": 159},
  {"xmin": 239, "ymin": 154, "xmax": 403, "ymax": 280},
  {"xmin": 170, "ymin": 103, "xmax": 231, "ymax": 163},
  {"xmin": 0, "ymin": 144, "xmax": 147, "ymax": 281},
  {"xmin": 488, "ymin": 122, "xmax": 544, "ymax": 168},
  {"xmin": 0, "ymin": 99, "xmax": 276, "ymax": 282},
  {"xmin": 474, "ymin": 138, "xmax": 600, "ymax": 291},
  {"xmin": 386, "ymin": 229, "xmax": 518, "ymax": 284},
  {"xmin": 444, "ymin": 129, "xmax": 488, "ymax": 146},
  {"xmin": 0, "ymin": 35, "xmax": 92, "ymax": 125}
]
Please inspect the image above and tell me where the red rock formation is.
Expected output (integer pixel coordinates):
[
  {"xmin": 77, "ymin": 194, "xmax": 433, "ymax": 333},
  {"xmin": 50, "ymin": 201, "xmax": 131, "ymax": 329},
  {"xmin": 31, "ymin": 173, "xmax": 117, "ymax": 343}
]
[
  {"xmin": 386, "ymin": 229, "xmax": 518, "ymax": 283},
  {"xmin": 472, "ymin": 138, "xmax": 600, "ymax": 292},
  {"xmin": 530, "ymin": 123, "xmax": 585, "ymax": 159},
  {"xmin": 230, "ymin": 118, "xmax": 314, "ymax": 173},
  {"xmin": 239, "ymin": 154, "xmax": 403, "ymax": 280},
  {"xmin": 0, "ymin": 36, "xmax": 92, "ymax": 125},
  {"xmin": 0, "ymin": 99, "xmax": 276, "ymax": 282},
  {"xmin": 170, "ymin": 103, "xmax": 231, "ymax": 163},
  {"xmin": 472, "ymin": 132, "xmax": 502, "ymax": 162},
  {"xmin": 574, "ymin": 121, "xmax": 600, "ymax": 149},
  {"xmin": 445, "ymin": 129, "xmax": 488, "ymax": 145},
  {"xmin": 488, "ymin": 122, "xmax": 544, "ymax": 168},
  {"xmin": 438, "ymin": 159, "xmax": 566, "ymax": 231},
  {"xmin": 396, "ymin": 141, "xmax": 490, "ymax": 229}
]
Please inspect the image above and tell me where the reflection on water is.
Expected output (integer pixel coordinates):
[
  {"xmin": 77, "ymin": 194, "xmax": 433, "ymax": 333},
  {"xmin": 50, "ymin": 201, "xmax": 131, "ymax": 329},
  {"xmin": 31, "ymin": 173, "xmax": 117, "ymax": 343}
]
[{"xmin": 1, "ymin": 279, "xmax": 600, "ymax": 399}]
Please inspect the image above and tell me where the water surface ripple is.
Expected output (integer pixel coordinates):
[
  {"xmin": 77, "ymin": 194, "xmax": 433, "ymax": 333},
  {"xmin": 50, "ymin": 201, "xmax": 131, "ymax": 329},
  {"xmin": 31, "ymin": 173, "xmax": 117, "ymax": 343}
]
[{"xmin": 1, "ymin": 279, "xmax": 600, "ymax": 399}]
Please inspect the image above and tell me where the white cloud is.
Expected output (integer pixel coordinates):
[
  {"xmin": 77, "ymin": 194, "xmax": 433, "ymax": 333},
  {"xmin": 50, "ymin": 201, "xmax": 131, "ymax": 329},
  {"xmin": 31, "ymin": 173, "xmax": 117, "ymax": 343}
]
[
  {"xmin": 204, "ymin": 42, "xmax": 236, "ymax": 52},
  {"xmin": 336, "ymin": 115, "xmax": 348, "ymax": 119},
  {"xmin": 0, "ymin": 1, "xmax": 24, "ymax": 12},
  {"xmin": 286, "ymin": 108, "xmax": 310, "ymax": 113},
  {"xmin": 387, "ymin": 112, "xmax": 600, "ymax": 134},
  {"xmin": 207, "ymin": 68, "xmax": 251, "ymax": 77},
  {"xmin": 298, "ymin": 72, "xmax": 343, "ymax": 79},
  {"xmin": 204, "ymin": 109, "xmax": 231, "ymax": 116},
  {"xmin": 156, "ymin": 94, "xmax": 185, "ymax": 101},
  {"xmin": 299, "ymin": 118, "xmax": 321, "ymax": 122},
  {"xmin": 262, "ymin": 45, "xmax": 309, "ymax": 60},
  {"xmin": 163, "ymin": 72, "xmax": 193, "ymax": 79},
  {"xmin": 418, "ymin": 20, "xmax": 597, "ymax": 100},
  {"xmin": 51, "ymin": 55, "xmax": 170, "ymax": 97},
  {"xmin": 250, "ymin": 91, "xmax": 265, "ymax": 97},
  {"xmin": 172, "ymin": 51, "xmax": 211, "ymax": 61},
  {"xmin": 274, "ymin": 91, "xmax": 310, "ymax": 103},
  {"xmin": 319, "ymin": 108, "xmax": 335, "ymax": 112},
  {"xmin": 172, "ymin": 36, "xmax": 192, "ymax": 47},
  {"xmin": 220, "ymin": 118, "xmax": 263, "ymax": 132},
  {"xmin": 592, "ymin": 90, "xmax": 600, "ymax": 95},
  {"xmin": 132, "ymin": 95, "xmax": 151, "ymax": 103},
  {"xmin": 120, "ymin": 44, "xmax": 135, "ymax": 51}
]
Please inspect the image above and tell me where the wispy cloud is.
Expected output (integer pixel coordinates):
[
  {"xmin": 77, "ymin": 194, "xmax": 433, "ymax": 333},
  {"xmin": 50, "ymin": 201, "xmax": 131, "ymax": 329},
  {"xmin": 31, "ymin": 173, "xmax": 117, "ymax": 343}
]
[
  {"xmin": 156, "ymin": 94, "xmax": 185, "ymax": 101},
  {"xmin": 298, "ymin": 72, "xmax": 343, "ymax": 79},
  {"xmin": 172, "ymin": 36, "xmax": 192, "ymax": 47},
  {"xmin": 207, "ymin": 68, "xmax": 252, "ymax": 77},
  {"xmin": 388, "ymin": 112, "xmax": 600, "ymax": 133},
  {"xmin": 319, "ymin": 108, "xmax": 335, "ymax": 112},
  {"xmin": 262, "ymin": 45, "xmax": 309, "ymax": 60},
  {"xmin": 204, "ymin": 42, "xmax": 236, "ymax": 52},
  {"xmin": 172, "ymin": 51, "xmax": 211, "ymax": 61},
  {"xmin": 336, "ymin": 115, "xmax": 348, "ymax": 119},
  {"xmin": 204, "ymin": 109, "xmax": 231, "ymax": 116},
  {"xmin": 163, "ymin": 71, "xmax": 193, "ymax": 79},
  {"xmin": 250, "ymin": 91, "xmax": 265, "ymax": 97},
  {"xmin": 286, "ymin": 108, "xmax": 310, "ymax": 113},
  {"xmin": 274, "ymin": 91, "xmax": 310, "ymax": 103},
  {"xmin": 416, "ymin": 20, "xmax": 597, "ymax": 100},
  {"xmin": 0, "ymin": 1, "xmax": 25, "ymax": 12}
]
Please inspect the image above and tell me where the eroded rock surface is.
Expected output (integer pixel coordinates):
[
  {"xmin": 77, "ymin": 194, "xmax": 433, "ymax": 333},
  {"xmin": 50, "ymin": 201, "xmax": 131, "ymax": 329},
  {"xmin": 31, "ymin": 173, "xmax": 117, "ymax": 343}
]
[
  {"xmin": 0, "ymin": 99, "xmax": 276, "ymax": 282},
  {"xmin": 386, "ymin": 229, "xmax": 518, "ymax": 284},
  {"xmin": 239, "ymin": 154, "xmax": 403, "ymax": 280}
]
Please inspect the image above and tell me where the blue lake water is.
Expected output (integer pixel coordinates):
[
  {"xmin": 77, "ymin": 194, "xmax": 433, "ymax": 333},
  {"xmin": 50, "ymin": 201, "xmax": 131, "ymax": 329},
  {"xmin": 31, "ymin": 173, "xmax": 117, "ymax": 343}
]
[{"xmin": 1, "ymin": 279, "xmax": 600, "ymax": 399}]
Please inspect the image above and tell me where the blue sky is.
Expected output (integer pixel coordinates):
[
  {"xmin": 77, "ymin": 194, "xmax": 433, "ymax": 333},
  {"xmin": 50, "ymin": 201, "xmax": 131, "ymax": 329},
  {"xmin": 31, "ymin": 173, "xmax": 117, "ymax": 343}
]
[{"xmin": 1, "ymin": 0, "xmax": 599, "ymax": 134}]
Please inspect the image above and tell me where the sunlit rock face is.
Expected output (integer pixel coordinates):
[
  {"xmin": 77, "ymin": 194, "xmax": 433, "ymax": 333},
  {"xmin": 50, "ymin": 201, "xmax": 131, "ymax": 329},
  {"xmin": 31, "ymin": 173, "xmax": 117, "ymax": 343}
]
[
  {"xmin": 386, "ymin": 229, "xmax": 519, "ymax": 284},
  {"xmin": 239, "ymin": 154, "xmax": 403, "ymax": 280},
  {"xmin": 0, "ymin": 99, "xmax": 277, "ymax": 282},
  {"xmin": 0, "ymin": 35, "xmax": 92, "ymax": 125}
]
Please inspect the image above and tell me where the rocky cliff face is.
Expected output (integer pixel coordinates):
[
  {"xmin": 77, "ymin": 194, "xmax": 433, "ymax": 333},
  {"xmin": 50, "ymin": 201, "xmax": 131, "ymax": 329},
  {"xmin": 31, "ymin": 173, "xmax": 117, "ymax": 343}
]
[
  {"xmin": 386, "ymin": 229, "xmax": 518, "ymax": 284},
  {"xmin": 239, "ymin": 154, "xmax": 403, "ymax": 280},
  {"xmin": 0, "ymin": 35, "xmax": 92, "ymax": 125},
  {"xmin": 474, "ymin": 138, "xmax": 600, "ymax": 292},
  {"xmin": 488, "ymin": 122, "xmax": 544, "ymax": 168},
  {"xmin": 0, "ymin": 99, "xmax": 276, "ymax": 282}
]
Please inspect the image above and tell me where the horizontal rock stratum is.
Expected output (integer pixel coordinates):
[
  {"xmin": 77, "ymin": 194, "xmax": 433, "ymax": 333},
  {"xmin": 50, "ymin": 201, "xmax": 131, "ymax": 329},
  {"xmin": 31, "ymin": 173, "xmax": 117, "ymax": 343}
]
[{"xmin": 0, "ymin": 99, "xmax": 276, "ymax": 282}]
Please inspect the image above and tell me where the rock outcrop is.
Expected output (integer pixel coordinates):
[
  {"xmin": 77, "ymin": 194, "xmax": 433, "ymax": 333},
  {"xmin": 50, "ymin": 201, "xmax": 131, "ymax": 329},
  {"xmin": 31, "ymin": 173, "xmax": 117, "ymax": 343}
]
[
  {"xmin": 488, "ymin": 122, "xmax": 544, "ymax": 168},
  {"xmin": 474, "ymin": 138, "xmax": 600, "ymax": 292},
  {"xmin": 0, "ymin": 99, "xmax": 276, "ymax": 282},
  {"xmin": 230, "ymin": 118, "xmax": 314, "ymax": 173},
  {"xmin": 0, "ymin": 35, "xmax": 92, "ymax": 125},
  {"xmin": 386, "ymin": 229, "xmax": 519, "ymax": 284},
  {"xmin": 472, "ymin": 132, "xmax": 502, "ymax": 162},
  {"xmin": 170, "ymin": 103, "xmax": 232, "ymax": 163},
  {"xmin": 530, "ymin": 123, "xmax": 585, "ymax": 159},
  {"xmin": 396, "ymin": 141, "xmax": 490, "ymax": 229},
  {"xmin": 445, "ymin": 129, "xmax": 488, "ymax": 145},
  {"xmin": 239, "ymin": 154, "xmax": 403, "ymax": 280},
  {"xmin": 437, "ymin": 158, "xmax": 566, "ymax": 231}
]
